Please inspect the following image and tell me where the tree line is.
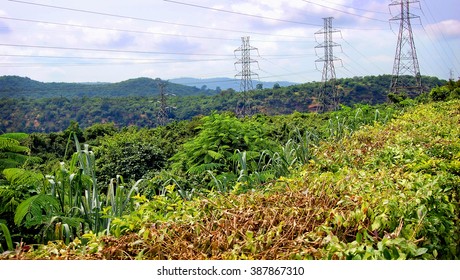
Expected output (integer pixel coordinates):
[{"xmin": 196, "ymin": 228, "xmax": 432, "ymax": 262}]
[{"xmin": 0, "ymin": 75, "xmax": 445, "ymax": 133}]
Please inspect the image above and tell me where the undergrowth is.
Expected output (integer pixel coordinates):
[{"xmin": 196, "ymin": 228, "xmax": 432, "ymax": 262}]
[{"xmin": 2, "ymin": 100, "xmax": 459, "ymax": 260}]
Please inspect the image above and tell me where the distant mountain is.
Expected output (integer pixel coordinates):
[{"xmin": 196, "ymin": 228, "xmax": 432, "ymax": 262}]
[
  {"xmin": 169, "ymin": 77, "xmax": 297, "ymax": 91},
  {"xmin": 0, "ymin": 76, "xmax": 217, "ymax": 99}
]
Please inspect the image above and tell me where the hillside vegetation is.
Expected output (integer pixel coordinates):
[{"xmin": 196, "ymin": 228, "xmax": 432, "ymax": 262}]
[
  {"xmin": 0, "ymin": 75, "xmax": 445, "ymax": 133},
  {"xmin": 1, "ymin": 94, "xmax": 458, "ymax": 259}
]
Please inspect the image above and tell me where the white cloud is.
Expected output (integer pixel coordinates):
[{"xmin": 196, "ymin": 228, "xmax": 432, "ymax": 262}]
[
  {"xmin": 0, "ymin": 0, "xmax": 458, "ymax": 82},
  {"xmin": 427, "ymin": 19, "xmax": 460, "ymax": 38}
]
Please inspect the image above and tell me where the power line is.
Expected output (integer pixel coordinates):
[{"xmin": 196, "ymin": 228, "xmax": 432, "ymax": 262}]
[
  {"xmin": 0, "ymin": 16, "xmax": 313, "ymax": 43},
  {"xmin": 0, "ymin": 53, "xmax": 230, "ymax": 62},
  {"xmin": 420, "ymin": 0, "xmax": 460, "ymax": 72},
  {"xmin": 341, "ymin": 38, "xmax": 387, "ymax": 74},
  {"xmin": 301, "ymin": 0, "xmax": 389, "ymax": 23},
  {"xmin": 318, "ymin": 0, "xmax": 390, "ymax": 15},
  {"xmin": 164, "ymin": 0, "xmax": 322, "ymax": 27},
  {"xmin": 0, "ymin": 43, "xmax": 234, "ymax": 57},
  {"xmin": 7, "ymin": 0, "xmax": 312, "ymax": 39}
]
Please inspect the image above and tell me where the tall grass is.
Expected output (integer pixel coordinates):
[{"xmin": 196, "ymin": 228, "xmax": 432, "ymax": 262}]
[{"xmin": 14, "ymin": 134, "xmax": 141, "ymax": 243}]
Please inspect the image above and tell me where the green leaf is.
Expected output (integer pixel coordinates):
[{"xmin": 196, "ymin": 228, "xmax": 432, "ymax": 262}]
[
  {"xmin": 0, "ymin": 222, "xmax": 14, "ymax": 251},
  {"xmin": 356, "ymin": 232, "xmax": 363, "ymax": 243},
  {"xmin": 14, "ymin": 194, "xmax": 61, "ymax": 226},
  {"xmin": 3, "ymin": 168, "xmax": 44, "ymax": 187},
  {"xmin": 371, "ymin": 219, "xmax": 381, "ymax": 231},
  {"xmin": 415, "ymin": 247, "xmax": 428, "ymax": 257}
]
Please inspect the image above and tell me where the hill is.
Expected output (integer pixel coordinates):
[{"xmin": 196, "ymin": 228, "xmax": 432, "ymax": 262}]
[
  {"xmin": 0, "ymin": 75, "xmax": 446, "ymax": 133},
  {"xmin": 169, "ymin": 77, "xmax": 296, "ymax": 91},
  {"xmin": 0, "ymin": 76, "xmax": 217, "ymax": 99}
]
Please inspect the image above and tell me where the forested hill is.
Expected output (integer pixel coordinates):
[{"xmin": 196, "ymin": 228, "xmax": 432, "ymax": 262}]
[
  {"xmin": 0, "ymin": 76, "xmax": 217, "ymax": 98},
  {"xmin": 0, "ymin": 75, "xmax": 445, "ymax": 133}
]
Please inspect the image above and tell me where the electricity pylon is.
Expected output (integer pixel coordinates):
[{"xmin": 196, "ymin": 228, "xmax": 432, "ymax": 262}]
[
  {"xmin": 389, "ymin": 0, "xmax": 422, "ymax": 97},
  {"xmin": 156, "ymin": 79, "xmax": 169, "ymax": 126},
  {"xmin": 234, "ymin": 36, "xmax": 259, "ymax": 117},
  {"xmin": 315, "ymin": 17, "xmax": 342, "ymax": 113}
]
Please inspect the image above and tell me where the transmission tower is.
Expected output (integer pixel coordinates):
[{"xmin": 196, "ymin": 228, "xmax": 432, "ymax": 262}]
[
  {"xmin": 234, "ymin": 36, "xmax": 259, "ymax": 117},
  {"xmin": 315, "ymin": 17, "xmax": 342, "ymax": 113},
  {"xmin": 156, "ymin": 79, "xmax": 169, "ymax": 126},
  {"xmin": 389, "ymin": 0, "xmax": 422, "ymax": 97}
]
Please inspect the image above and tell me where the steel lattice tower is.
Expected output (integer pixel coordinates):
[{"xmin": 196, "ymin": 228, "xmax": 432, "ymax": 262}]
[
  {"xmin": 234, "ymin": 36, "xmax": 259, "ymax": 117},
  {"xmin": 390, "ymin": 0, "xmax": 422, "ymax": 96},
  {"xmin": 315, "ymin": 17, "xmax": 341, "ymax": 112},
  {"xmin": 156, "ymin": 79, "xmax": 169, "ymax": 126}
]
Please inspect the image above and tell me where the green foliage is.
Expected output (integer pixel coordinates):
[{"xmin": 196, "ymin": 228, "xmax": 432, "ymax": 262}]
[
  {"xmin": 0, "ymin": 168, "xmax": 44, "ymax": 240},
  {"xmin": 0, "ymin": 76, "xmax": 216, "ymax": 99},
  {"xmin": 95, "ymin": 128, "xmax": 167, "ymax": 183},
  {"xmin": 0, "ymin": 221, "xmax": 14, "ymax": 252},
  {"xmin": 14, "ymin": 194, "xmax": 61, "ymax": 228},
  {"xmin": 429, "ymin": 80, "xmax": 460, "ymax": 102},
  {"xmin": 10, "ymin": 134, "xmax": 143, "ymax": 243},
  {"xmin": 0, "ymin": 133, "xmax": 39, "ymax": 172},
  {"xmin": 0, "ymin": 75, "xmax": 445, "ymax": 133},
  {"xmin": 171, "ymin": 112, "xmax": 278, "ymax": 191},
  {"xmin": 388, "ymin": 92, "xmax": 408, "ymax": 104},
  {"xmin": 3, "ymin": 79, "xmax": 460, "ymax": 260}
]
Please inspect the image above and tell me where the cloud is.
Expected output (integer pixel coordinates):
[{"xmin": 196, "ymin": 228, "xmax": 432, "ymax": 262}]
[
  {"xmin": 427, "ymin": 19, "xmax": 460, "ymax": 38},
  {"xmin": 0, "ymin": 20, "xmax": 12, "ymax": 34}
]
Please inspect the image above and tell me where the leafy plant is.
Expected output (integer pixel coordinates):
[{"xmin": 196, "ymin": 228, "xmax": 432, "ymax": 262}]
[
  {"xmin": 0, "ymin": 220, "xmax": 14, "ymax": 252},
  {"xmin": 13, "ymin": 134, "xmax": 143, "ymax": 243},
  {"xmin": 171, "ymin": 112, "xmax": 278, "ymax": 190},
  {"xmin": 0, "ymin": 133, "xmax": 41, "ymax": 173}
]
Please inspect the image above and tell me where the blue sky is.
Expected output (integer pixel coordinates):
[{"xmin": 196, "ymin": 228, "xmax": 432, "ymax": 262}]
[{"xmin": 0, "ymin": 0, "xmax": 459, "ymax": 84}]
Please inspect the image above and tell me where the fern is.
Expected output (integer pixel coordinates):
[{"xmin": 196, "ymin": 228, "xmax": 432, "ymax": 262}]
[
  {"xmin": 0, "ymin": 137, "xmax": 20, "ymax": 151},
  {"xmin": 14, "ymin": 194, "xmax": 61, "ymax": 227},
  {"xmin": 2, "ymin": 168, "xmax": 44, "ymax": 187},
  {"xmin": 0, "ymin": 134, "xmax": 34, "ymax": 171},
  {"xmin": 0, "ymin": 186, "xmax": 20, "ymax": 214},
  {"xmin": 0, "ymin": 133, "xmax": 28, "ymax": 141},
  {"xmin": 0, "ymin": 158, "xmax": 19, "ymax": 171}
]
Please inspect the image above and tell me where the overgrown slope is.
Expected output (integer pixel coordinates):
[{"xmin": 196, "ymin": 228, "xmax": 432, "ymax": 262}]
[{"xmin": 3, "ymin": 100, "xmax": 459, "ymax": 260}]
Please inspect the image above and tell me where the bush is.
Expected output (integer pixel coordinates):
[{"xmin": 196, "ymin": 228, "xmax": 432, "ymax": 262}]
[
  {"xmin": 430, "ymin": 86, "xmax": 450, "ymax": 101},
  {"xmin": 95, "ymin": 128, "xmax": 167, "ymax": 184}
]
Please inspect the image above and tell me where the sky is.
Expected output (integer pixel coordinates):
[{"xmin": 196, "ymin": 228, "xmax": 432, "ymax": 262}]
[{"xmin": 0, "ymin": 0, "xmax": 459, "ymax": 85}]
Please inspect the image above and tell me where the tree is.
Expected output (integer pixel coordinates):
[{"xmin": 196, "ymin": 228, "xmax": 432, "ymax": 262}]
[{"xmin": 95, "ymin": 128, "xmax": 167, "ymax": 183}]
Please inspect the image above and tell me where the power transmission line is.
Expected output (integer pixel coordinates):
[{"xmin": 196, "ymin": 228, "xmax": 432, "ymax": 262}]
[
  {"xmin": 234, "ymin": 36, "xmax": 259, "ymax": 117},
  {"xmin": 163, "ymin": 0, "xmax": 322, "ymax": 27},
  {"xmin": 156, "ymin": 79, "xmax": 170, "ymax": 126},
  {"xmin": 0, "ymin": 43, "xmax": 234, "ymax": 57},
  {"xmin": 0, "ymin": 16, "xmax": 314, "ymax": 43},
  {"xmin": 420, "ymin": 0, "xmax": 460, "ymax": 73},
  {"xmin": 7, "ymin": 0, "xmax": 312, "ymax": 39},
  {"xmin": 301, "ymin": 0, "xmax": 389, "ymax": 23},
  {"xmin": 315, "ymin": 17, "xmax": 342, "ymax": 113},
  {"xmin": 318, "ymin": 0, "xmax": 390, "ymax": 15},
  {"xmin": 389, "ymin": 0, "xmax": 422, "ymax": 97}
]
